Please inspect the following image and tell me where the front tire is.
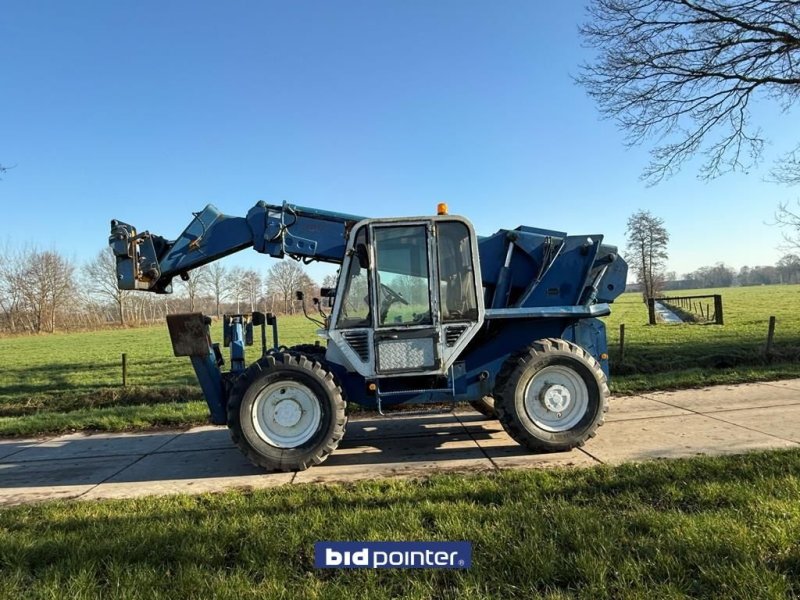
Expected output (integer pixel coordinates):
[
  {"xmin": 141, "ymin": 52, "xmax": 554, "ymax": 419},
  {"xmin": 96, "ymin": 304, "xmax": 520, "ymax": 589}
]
[
  {"xmin": 494, "ymin": 338, "xmax": 608, "ymax": 452},
  {"xmin": 285, "ymin": 343, "xmax": 326, "ymax": 357},
  {"xmin": 227, "ymin": 353, "xmax": 346, "ymax": 471}
]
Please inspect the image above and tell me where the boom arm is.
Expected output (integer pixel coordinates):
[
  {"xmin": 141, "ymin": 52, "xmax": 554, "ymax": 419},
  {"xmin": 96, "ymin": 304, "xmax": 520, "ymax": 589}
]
[{"xmin": 109, "ymin": 201, "xmax": 364, "ymax": 293}]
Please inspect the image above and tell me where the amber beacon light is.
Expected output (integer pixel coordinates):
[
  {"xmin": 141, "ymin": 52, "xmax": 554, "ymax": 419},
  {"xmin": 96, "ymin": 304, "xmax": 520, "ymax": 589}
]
[{"xmin": 437, "ymin": 202, "xmax": 448, "ymax": 215}]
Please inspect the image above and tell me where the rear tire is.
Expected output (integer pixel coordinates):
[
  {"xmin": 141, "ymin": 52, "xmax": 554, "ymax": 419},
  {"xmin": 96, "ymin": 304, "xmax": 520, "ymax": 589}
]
[
  {"xmin": 494, "ymin": 338, "xmax": 608, "ymax": 452},
  {"xmin": 227, "ymin": 353, "xmax": 346, "ymax": 471},
  {"xmin": 469, "ymin": 397, "xmax": 497, "ymax": 419}
]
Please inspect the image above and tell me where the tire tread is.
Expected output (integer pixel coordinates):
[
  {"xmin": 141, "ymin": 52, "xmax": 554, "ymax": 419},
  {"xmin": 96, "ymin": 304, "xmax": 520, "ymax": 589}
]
[
  {"xmin": 227, "ymin": 352, "xmax": 346, "ymax": 471},
  {"xmin": 494, "ymin": 338, "xmax": 609, "ymax": 452}
]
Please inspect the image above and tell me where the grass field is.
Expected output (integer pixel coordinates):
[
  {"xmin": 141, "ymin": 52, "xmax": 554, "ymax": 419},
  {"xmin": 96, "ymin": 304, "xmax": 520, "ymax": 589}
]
[
  {"xmin": 603, "ymin": 285, "xmax": 800, "ymax": 393},
  {"xmin": 0, "ymin": 318, "xmax": 316, "ymax": 435},
  {"xmin": 1, "ymin": 285, "xmax": 799, "ymax": 436},
  {"xmin": 0, "ymin": 449, "xmax": 798, "ymax": 598}
]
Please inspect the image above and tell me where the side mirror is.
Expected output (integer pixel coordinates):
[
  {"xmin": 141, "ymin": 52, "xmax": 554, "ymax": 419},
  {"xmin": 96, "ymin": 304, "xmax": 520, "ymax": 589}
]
[
  {"xmin": 356, "ymin": 243, "xmax": 370, "ymax": 269},
  {"xmin": 320, "ymin": 287, "xmax": 336, "ymax": 298},
  {"xmin": 295, "ymin": 290, "xmax": 305, "ymax": 301}
]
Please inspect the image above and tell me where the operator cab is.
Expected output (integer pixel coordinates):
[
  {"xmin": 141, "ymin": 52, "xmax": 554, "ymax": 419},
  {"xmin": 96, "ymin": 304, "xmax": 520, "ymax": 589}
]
[{"xmin": 326, "ymin": 216, "xmax": 484, "ymax": 377}]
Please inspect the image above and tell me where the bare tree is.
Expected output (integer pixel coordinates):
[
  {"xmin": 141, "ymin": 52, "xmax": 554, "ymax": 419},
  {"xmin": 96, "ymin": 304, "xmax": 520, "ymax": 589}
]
[
  {"xmin": 626, "ymin": 210, "xmax": 670, "ymax": 299},
  {"xmin": 205, "ymin": 262, "xmax": 230, "ymax": 318},
  {"xmin": 578, "ymin": 0, "xmax": 800, "ymax": 184},
  {"xmin": 776, "ymin": 253, "xmax": 800, "ymax": 283},
  {"xmin": 83, "ymin": 248, "xmax": 130, "ymax": 325},
  {"xmin": 321, "ymin": 273, "xmax": 338, "ymax": 289},
  {"xmin": 17, "ymin": 249, "xmax": 76, "ymax": 333},
  {"xmin": 0, "ymin": 243, "xmax": 26, "ymax": 332},
  {"xmin": 177, "ymin": 266, "xmax": 210, "ymax": 312},
  {"xmin": 266, "ymin": 261, "xmax": 310, "ymax": 314},
  {"xmin": 240, "ymin": 269, "xmax": 262, "ymax": 312},
  {"xmin": 228, "ymin": 266, "xmax": 246, "ymax": 313},
  {"xmin": 775, "ymin": 200, "xmax": 800, "ymax": 249}
]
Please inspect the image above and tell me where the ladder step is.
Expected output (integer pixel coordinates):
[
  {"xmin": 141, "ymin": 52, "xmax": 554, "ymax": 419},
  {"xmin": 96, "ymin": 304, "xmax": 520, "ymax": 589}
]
[
  {"xmin": 370, "ymin": 405, "xmax": 456, "ymax": 418},
  {"xmin": 376, "ymin": 387, "xmax": 453, "ymax": 397}
]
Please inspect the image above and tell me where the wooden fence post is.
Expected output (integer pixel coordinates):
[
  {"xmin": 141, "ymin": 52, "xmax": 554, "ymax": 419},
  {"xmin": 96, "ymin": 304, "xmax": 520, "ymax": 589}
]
[
  {"xmin": 714, "ymin": 295, "xmax": 724, "ymax": 325},
  {"xmin": 647, "ymin": 298, "xmax": 656, "ymax": 325},
  {"xmin": 619, "ymin": 324, "xmax": 625, "ymax": 363},
  {"xmin": 765, "ymin": 316, "xmax": 776, "ymax": 361},
  {"xmin": 122, "ymin": 353, "xmax": 128, "ymax": 386}
]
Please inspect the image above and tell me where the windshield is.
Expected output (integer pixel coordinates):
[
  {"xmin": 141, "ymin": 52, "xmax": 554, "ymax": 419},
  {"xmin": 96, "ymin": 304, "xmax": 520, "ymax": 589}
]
[{"xmin": 374, "ymin": 225, "xmax": 432, "ymax": 326}]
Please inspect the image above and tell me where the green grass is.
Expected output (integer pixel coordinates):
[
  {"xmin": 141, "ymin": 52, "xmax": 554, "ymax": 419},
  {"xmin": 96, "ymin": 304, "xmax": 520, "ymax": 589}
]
[
  {"xmin": 1, "ymin": 285, "xmax": 799, "ymax": 436},
  {"xmin": 0, "ymin": 316, "xmax": 319, "ymax": 436},
  {"xmin": 1, "ymin": 449, "xmax": 798, "ymax": 598},
  {"xmin": 604, "ymin": 285, "xmax": 800, "ymax": 392}
]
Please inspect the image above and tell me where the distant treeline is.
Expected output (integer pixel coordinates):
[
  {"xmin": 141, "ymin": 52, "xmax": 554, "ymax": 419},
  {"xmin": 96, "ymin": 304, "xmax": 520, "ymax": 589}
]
[{"xmin": 625, "ymin": 254, "xmax": 800, "ymax": 293}]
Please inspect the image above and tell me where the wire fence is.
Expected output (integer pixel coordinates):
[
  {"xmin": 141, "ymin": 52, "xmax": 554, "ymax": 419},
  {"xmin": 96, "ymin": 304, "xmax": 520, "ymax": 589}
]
[{"xmin": 647, "ymin": 294, "xmax": 724, "ymax": 325}]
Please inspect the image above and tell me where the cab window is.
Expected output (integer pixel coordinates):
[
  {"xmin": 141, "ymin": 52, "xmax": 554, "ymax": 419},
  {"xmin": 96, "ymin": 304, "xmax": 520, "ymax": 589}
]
[
  {"xmin": 336, "ymin": 227, "xmax": 371, "ymax": 328},
  {"xmin": 437, "ymin": 221, "xmax": 478, "ymax": 322}
]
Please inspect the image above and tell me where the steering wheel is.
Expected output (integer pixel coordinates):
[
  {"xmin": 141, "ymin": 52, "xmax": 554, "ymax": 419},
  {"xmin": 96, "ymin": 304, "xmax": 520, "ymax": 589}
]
[{"xmin": 380, "ymin": 282, "xmax": 409, "ymax": 306}]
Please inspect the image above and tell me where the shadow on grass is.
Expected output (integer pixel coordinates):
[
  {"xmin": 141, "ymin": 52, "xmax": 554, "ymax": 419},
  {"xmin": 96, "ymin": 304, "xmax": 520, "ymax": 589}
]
[
  {"xmin": 0, "ymin": 384, "xmax": 202, "ymax": 417},
  {"xmin": 0, "ymin": 358, "xmax": 193, "ymax": 398}
]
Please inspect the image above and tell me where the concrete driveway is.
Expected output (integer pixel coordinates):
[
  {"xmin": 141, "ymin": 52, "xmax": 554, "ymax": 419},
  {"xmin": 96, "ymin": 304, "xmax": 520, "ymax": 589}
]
[{"xmin": 1, "ymin": 379, "xmax": 799, "ymax": 506}]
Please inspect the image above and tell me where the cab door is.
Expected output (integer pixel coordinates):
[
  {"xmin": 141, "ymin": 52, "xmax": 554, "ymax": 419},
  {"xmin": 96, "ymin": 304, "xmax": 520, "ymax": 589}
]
[{"xmin": 370, "ymin": 223, "xmax": 441, "ymax": 375}]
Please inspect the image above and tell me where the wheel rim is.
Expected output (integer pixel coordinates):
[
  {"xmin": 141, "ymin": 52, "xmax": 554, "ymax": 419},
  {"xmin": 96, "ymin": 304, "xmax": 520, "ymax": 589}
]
[
  {"xmin": 251, "ymin": 381, "xmax": 322, "ymax": 448},
  {"xmin": 523, "ymin": 365, "xmax": 589, "ymax": 432}
]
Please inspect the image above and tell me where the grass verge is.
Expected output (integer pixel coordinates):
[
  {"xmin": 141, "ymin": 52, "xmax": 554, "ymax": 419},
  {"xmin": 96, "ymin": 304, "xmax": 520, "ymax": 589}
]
[
  {"xmin": 1, "ymin": 449, "xmax": 798, "ymax": 598},
  {"xmin": 0, "ymin": 401, "xmax": 210, "ymax": 437},
  {"xmin": 610, "ymin": 361, "xmax": 800, "ymax": 394},
  {"xmin": 3, "ymin": 361, "xmax": 800, "ymax": 437}
]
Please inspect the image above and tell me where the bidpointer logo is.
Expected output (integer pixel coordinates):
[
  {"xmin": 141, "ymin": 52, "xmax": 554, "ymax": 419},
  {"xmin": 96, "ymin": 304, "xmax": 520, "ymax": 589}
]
[{"xmin": 315, "ymin": 541, "xmax": 472, "ymax": 569}]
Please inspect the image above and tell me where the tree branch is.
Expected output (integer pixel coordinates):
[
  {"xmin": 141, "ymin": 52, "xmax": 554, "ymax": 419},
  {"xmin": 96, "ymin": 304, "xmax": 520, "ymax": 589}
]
[{"xmin": 578, "ymin": 0, "xmax": 800, "ymax": 183}]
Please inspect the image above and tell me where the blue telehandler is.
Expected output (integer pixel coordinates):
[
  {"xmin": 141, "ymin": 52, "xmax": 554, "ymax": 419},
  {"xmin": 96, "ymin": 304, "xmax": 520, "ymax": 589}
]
[{"xmin": 109, "ymin": 201, "xmax": 626, "ymax": 471}]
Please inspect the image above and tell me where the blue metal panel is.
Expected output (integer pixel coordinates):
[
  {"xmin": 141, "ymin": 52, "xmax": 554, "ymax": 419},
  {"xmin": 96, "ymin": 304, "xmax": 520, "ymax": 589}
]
[
  {"xmin": 227, "ymin": 320, "xmax": 246, "ymax": 374},
  {"xmin": 189, "ymin": 353, "xmax": 227, "ymax": 425},
  {"xmin": 247, "ymin": 201, "xmax": 364, "ymax": 262},
  {"xmin": 515, "ymin": 224, "xmax": 567, "ymax": 237},
  {"xmin": 292, "ymin": 203, "xmax": 366, "ymax": 223},
  {"xmin": 520, "ymin": 236, "xmax": 601, "ymax": 307},
  {"xmin": 158, "ymin": 205, "xmax": 254, "ymax": 276},
  {"xmin": 478, "ymin": 229, "xmax": 617, "ymax": 312},
  {"xmin": 595, "ymin": 248, "xmax": 628, "ymax": 303},
  {"xmin": 563, "ymin": 318, "xmax": 610, "ymax": 378},
  {"xmin": 477, "ymin": 230, "xmax": 513, "ymax": 287}
]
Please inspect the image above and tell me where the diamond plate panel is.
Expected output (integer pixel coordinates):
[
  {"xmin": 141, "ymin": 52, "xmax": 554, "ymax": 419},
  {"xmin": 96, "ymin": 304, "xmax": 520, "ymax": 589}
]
[{"xmin": 377, "ymin": 338, "xmax": 435, "ymax": 372}]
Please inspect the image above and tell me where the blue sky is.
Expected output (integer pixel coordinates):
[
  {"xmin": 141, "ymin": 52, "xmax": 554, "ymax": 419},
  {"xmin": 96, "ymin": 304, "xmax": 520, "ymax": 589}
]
[{"xmin": 1, "ymin": 0, "xmax": 798, "ymax": 284}]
